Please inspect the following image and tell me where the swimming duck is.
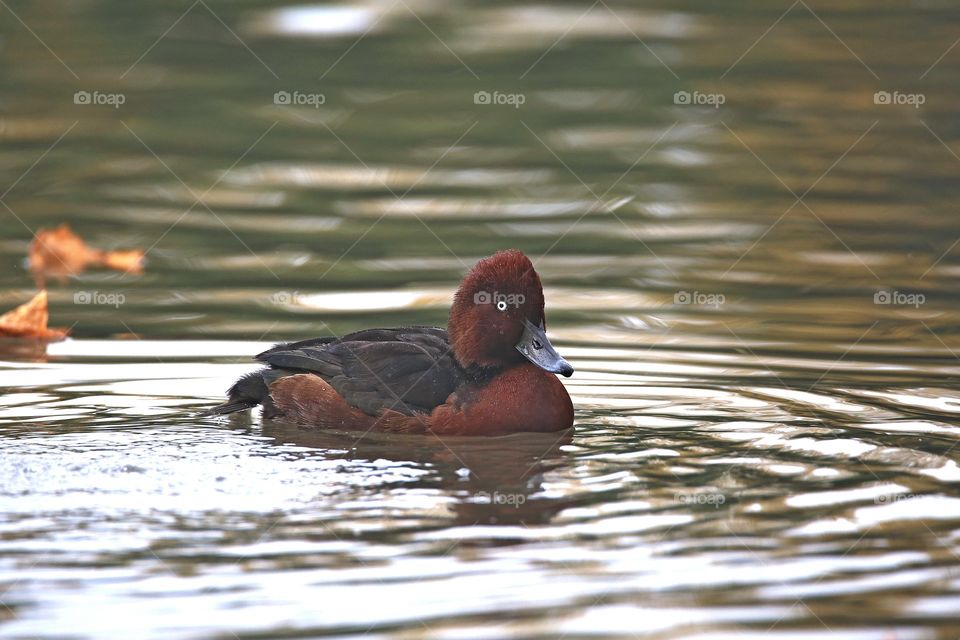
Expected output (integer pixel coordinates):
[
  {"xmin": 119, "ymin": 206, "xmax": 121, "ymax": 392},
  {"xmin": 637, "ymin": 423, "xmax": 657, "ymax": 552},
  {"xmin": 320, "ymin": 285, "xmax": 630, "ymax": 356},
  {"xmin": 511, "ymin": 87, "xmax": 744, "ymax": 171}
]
[{"xmin": 210, "ymin": 250, "xmax": 574, "ymax": 435}]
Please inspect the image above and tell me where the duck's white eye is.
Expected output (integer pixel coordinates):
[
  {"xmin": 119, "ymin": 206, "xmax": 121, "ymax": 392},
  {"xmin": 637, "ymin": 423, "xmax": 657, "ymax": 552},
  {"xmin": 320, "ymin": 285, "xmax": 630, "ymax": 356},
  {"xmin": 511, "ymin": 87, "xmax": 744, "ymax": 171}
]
[{"xmin": 496, "ymin": 299, "xmax": 508, "ymax": 311}]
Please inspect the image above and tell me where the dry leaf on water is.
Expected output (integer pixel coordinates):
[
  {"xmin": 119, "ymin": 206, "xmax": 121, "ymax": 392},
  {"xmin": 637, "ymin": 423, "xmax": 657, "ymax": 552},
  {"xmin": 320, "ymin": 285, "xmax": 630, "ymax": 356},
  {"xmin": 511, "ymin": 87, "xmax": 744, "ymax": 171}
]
[
  {"xmin": 0, "ymin": 290, "xmax": 68, "ymax": 340},
  {"xmin": 29, "ymin": 224, "xmax": 144, "ymax": 280}
]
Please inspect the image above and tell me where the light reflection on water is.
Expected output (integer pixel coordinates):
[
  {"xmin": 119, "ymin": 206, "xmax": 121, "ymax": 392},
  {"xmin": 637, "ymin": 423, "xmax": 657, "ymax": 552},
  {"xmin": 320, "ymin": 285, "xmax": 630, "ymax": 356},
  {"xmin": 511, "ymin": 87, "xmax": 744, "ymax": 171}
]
[
  {"xmin": 3, "ymin": 335, "xmax": 960, "ymax": 637},
  {"xmin": 2, "ymin": 0, "xmax": 960, "ymax": 637}
]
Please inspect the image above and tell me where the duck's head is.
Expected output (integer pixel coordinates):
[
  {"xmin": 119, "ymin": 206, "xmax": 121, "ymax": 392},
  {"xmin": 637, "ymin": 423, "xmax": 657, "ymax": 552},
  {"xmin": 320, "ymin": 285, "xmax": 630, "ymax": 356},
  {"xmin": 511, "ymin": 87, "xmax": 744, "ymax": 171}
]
[{"xmin": 448, "ymin": 250, "xmax": 573, "ymax": 377}]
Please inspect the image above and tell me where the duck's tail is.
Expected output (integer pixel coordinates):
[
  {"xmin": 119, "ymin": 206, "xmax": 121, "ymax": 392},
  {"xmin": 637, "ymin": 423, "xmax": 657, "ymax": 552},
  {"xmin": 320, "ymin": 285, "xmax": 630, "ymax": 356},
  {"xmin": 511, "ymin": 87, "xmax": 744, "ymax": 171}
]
[{"xmin": 200, "ymin": 370, "xmax": 272, "ymax": 416}]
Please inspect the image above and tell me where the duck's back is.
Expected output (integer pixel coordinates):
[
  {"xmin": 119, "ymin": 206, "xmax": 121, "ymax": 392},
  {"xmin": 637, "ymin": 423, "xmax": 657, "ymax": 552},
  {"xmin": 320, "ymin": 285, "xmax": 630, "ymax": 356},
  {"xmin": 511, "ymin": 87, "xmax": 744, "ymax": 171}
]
[{"xmin": 216, "ymin": 327, "xmax": 465, "ymax": 420}]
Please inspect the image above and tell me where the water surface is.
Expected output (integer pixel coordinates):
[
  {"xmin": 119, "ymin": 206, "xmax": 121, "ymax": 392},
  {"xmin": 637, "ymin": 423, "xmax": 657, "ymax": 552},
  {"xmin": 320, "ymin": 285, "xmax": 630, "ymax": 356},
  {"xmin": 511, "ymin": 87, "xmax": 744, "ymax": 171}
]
[{"xmin": 2, "ymin": 0, "xmax": 960, "ymax": 637}]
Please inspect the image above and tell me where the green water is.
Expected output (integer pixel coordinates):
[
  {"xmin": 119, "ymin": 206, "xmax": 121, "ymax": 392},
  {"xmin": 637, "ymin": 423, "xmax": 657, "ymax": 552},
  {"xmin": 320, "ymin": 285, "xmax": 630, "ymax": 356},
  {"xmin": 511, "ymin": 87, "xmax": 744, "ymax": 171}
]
[{"xmin": 2, "ymin": 1, "xmax": 960, "ymax": 638}]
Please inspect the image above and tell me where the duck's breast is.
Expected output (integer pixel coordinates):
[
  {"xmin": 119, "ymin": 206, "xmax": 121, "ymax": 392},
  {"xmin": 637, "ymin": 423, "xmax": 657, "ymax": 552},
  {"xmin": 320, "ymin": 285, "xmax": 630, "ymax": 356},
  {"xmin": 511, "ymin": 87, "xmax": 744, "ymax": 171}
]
[{"xmin": 431, "ymin": 363, "xmax": 573, "ymax": 435}]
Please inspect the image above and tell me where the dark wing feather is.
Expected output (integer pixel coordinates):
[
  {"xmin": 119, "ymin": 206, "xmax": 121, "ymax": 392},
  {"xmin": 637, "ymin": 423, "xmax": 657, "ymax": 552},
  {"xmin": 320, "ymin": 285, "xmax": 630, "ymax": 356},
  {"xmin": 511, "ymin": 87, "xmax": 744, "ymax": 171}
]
[
  {"xmin": 257, "ymin": 336, "xmax": 337, "ymax": 357},
  {"xmin": 256, "ymin": 327, "xmax": 461, "ymax": 415}
]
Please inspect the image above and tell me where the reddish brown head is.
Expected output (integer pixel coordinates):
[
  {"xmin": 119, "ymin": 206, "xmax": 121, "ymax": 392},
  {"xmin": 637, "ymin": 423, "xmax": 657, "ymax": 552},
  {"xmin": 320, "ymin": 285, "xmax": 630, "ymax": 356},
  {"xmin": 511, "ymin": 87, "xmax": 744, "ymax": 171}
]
[{"xmin": 448, "ymin": 250, "xmax": 572, "ymax": 376}]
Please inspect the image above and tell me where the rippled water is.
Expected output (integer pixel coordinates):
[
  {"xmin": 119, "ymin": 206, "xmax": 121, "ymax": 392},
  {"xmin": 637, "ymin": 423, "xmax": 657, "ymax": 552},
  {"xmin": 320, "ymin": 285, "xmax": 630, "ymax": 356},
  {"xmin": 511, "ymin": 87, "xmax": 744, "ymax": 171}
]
[{"xmin": 2, "ymin": 0, "xmax": 960, "ymax": 637}]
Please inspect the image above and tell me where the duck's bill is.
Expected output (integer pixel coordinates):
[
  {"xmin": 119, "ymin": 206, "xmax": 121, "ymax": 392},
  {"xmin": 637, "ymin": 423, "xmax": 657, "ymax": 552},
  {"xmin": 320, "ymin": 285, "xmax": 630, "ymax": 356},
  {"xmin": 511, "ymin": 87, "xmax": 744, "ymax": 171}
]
[{"xmin": 516, "ymin": 319, "xmax": 574, "ymax": 377}]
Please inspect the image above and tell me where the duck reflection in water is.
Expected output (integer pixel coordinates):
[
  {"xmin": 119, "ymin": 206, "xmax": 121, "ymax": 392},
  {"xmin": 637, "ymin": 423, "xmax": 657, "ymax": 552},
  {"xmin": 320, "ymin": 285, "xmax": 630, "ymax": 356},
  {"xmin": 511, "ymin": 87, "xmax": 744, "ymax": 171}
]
[{"xmin": 256, "ymin": 420, "xmax": 575, "ymax": 526}]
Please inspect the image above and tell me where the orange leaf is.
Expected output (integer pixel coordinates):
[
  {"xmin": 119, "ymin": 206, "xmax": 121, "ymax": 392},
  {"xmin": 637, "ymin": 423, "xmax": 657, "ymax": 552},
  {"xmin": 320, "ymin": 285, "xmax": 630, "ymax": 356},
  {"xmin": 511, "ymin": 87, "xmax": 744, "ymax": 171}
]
[
  {"xmin": 0, "ymin": 290, "xmax": 68, "ymax": 340},
  {"xmin": 29, "ymin": 224, "xmax": 144, "ymax": 278}
]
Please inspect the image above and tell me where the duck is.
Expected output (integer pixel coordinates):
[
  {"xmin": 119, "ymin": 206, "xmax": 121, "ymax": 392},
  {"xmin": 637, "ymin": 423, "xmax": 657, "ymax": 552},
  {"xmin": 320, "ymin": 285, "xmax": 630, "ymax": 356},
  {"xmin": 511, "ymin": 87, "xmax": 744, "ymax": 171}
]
[{"xmin": 209, "ymin": 250, "xmax": 574, "ymax": 435}]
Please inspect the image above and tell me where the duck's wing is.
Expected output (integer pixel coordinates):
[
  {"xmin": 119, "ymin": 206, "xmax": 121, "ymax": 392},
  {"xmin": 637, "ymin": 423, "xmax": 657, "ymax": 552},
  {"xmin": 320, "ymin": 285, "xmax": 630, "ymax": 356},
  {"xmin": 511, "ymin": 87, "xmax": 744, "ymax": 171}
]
[{"xmin": 255, "ymin": 327, "xmax": 462, "ymax": 416}]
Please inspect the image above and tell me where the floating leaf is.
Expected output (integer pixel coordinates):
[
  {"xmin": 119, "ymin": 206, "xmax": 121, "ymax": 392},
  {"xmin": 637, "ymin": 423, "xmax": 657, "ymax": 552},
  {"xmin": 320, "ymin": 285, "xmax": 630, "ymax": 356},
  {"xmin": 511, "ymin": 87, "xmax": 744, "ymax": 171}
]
[
  {"xmin": 29, "ymin": 224, "xmax": 144, "ymax": 282},
  {"xmin": 0, "ymin": 290, "xmax": 68, "ymax": 340}
]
